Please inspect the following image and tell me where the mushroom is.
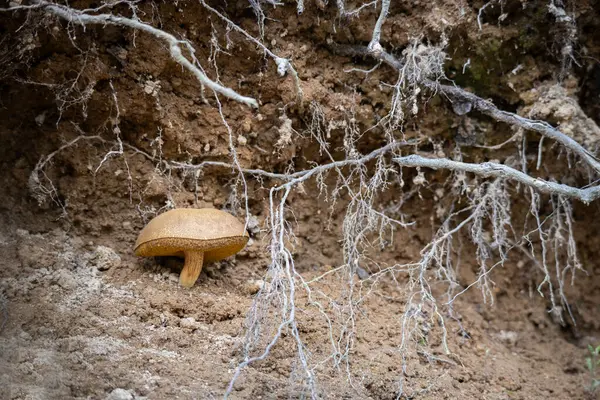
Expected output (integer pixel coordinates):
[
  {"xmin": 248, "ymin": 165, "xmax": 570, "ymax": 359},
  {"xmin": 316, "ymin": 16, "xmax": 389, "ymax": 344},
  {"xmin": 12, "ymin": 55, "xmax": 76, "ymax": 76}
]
[{"xmin": 134, "ymin": 208, "xmax": 248, "ymax": 287}]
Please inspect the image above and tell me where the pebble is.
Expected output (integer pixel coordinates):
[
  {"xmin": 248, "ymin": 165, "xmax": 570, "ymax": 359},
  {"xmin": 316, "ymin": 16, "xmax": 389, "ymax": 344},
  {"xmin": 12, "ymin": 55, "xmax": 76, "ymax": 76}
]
[
  {"xmin": 56, "ymin": 270, "xmax": 77, "ymax": 291},
  {"xmin": 179, "ymin": 317, "xmax": 200, "ymax": 330},
  {"xmin": 497, "ymin": 330, "xmax": 518, "ymax": 346},
  {"xmin": 244, "ymin": 279, "xmax": 264, "ymax": 295},
  {"xmin": 247, "ymin": 216, "xmax": 260, "ymax": 235},
  {"xmin": 105, "ymin": 388, "xmax": 133, "ymax": 400},
  {"xmin": 355, "ymin": 266, "xmax": 370, "ymax": 280},
  {"xmin": 90, "ymin": 246, "xmax": 121, "ymax": 271},
  {"xmin": 242, "ymin": 120, "xmax": 252, "ymax": 133}
]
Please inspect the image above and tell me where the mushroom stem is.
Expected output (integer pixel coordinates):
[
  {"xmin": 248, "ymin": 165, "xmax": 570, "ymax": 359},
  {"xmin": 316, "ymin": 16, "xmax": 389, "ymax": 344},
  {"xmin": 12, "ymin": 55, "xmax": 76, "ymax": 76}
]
[{"xmin": 180, "ymin": 250, "xmax": 205, "ymax": 288}]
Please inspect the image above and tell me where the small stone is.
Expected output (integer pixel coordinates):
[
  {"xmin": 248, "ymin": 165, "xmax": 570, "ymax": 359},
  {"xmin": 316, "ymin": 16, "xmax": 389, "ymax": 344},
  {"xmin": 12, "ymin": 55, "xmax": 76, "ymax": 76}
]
[
  {"xmin": 90, "ymin": 246, "xmax": 121, "ymax": 271},
  {"xmin": 179, "ymin": 317, "xmax": 200, "ymax": 330},
  {"xmin": 105, "ymin": 388, "xmax": 133, "ymax": 400},
  {"xmin": 120, "ymin": 327, "xmax": 133, "ymax": 339},
  {"xmin": 35, "ymin": 112, "xmax": 46, "ymax": 126},
  {"xmin": 246, "ymin": 216, "xmax": 260, "ymax": 235},
  {"xmin": 452, "ymin": 100, "xmax": 472, "ymax": 116},
  {"xmin": 242, "ymin": 120, "xmax": 252, "ymax": 133},
  {"xmin": 117, "ymin": 49, "xmax": 128, "ymax": 60},
  {"xmin": 244, "ymin": 279, "xmax": 264, "ymax": 295},
  {"xmin": 56, "ymin": 270, "xmax": 77, "ymax": 290},
  {"xmin": 204, "ymin": 143, "xmax": 211, "ymax": 153},
  {"xmin": 19, "ymin": 330, "xmax": 32, "ymax": 341},
  {"xmin": 143, "ymin": 80, "xmax": 160, "ymax": 96},
  {"xmin": 15, "ymin": 229, "xmax": 29, "ymax": 238},
  {"xmin": 237, "ymin": 135, "xmax": 247, "ymax": 146},
  {"xmin": 355, "ymin": 266, "xmax": 370, "ymax": 280},
  {"xmin": 497, "ymin": 330, "xmax": 518, "ymax": 346}
]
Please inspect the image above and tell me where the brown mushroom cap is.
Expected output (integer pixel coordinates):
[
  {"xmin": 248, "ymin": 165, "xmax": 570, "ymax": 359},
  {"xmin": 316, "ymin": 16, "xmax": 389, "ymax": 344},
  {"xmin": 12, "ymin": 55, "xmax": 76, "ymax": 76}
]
[{"xmin": 134, "ymin": 208, "xmax": 249, "ymax": 262}]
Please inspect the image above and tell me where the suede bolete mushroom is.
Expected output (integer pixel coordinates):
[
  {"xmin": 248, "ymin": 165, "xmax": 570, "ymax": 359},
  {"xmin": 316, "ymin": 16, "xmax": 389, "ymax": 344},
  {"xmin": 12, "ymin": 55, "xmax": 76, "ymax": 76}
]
[{"xmin": 134, "ymin": 208, "xmax": 248, "ymax": 288}]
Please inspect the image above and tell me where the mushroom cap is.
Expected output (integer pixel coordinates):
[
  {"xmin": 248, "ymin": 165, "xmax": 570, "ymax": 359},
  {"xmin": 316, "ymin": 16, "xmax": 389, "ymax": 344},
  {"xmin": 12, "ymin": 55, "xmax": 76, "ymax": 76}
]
[{"xmin": 134, "ymin": 208, "xmax": 249, "ymax": 262}]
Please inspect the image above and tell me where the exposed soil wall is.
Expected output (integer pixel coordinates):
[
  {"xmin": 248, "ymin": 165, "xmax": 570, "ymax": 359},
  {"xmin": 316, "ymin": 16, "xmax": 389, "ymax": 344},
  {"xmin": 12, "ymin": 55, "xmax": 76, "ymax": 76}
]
[{"xmin": 1, "ymin": 1, "xmax": 600, "ymax": 399}]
